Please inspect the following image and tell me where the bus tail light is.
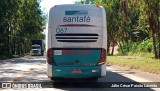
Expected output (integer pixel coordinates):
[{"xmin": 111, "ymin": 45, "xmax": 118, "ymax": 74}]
[
  {"xmin": 47, "ymin": 48, "xmax": 56, "ymax": 65},
  {"xmin": 52, "ymin": 5, "xmax": 57, "ymax": 8},
  {"xmin": 96, "ymin": 5, "xmax": 100, "ymax": 8},
  {"xmin": 97, "ymin": 48, "xmax": 106, "ymax": 65}
]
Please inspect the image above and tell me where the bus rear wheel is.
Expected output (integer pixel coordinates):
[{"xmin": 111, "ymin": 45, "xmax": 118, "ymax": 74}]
[
  {"xmin": 85, "ymin": 78, "xmax": 98, "ymax": 81},
  {"xmin": 51, "ymin": 77, "xmax": 58, "ymax": 80}
]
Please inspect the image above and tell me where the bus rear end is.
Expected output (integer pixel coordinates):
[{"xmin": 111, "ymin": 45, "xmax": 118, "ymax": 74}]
[{"xmin": 46, "ymin": 4, "xmax": 107, "ymax": 80}]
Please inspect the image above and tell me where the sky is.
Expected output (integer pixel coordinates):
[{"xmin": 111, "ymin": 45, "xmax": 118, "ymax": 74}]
[{"xmin": 40, "ymin": 0, "xmax": 77, "ymax": 13}]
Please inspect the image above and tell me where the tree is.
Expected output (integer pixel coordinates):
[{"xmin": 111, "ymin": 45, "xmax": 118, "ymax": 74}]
[
  {"xmin": 0, "ymin": 0, "xmax": 45, "ymax": 58},
  {"xmin": 139, "ymin": 0, "xmax": 160, "ymax": 58},
  {"xmin": 74, "ymin": 0, "xmax": 160, "ymax": 58}
]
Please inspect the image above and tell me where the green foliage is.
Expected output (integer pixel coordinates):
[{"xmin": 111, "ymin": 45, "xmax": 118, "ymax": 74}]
[
  {"xmin": 75, "ymin": 0, "xmax": 160, "ymax": 58},
  {"xmin": 137, "ymin": 39, "xmax": 152, "ymax": 52},
  {"xmin": 118, "ymin": 39, "xmax": 153, "ymax": 56},
  {"xmin": 0, "ymin": 55, "xmax": 8, "ymax": 60},
  {"xmin": 0, "ymin": 0, "xmax": 45, "ymax": 59}
]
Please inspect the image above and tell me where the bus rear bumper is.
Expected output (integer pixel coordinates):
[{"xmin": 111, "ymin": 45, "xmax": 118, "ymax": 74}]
[{"xmin": 50, "ymin": 66, "xmax": 104, "ymax": 78}]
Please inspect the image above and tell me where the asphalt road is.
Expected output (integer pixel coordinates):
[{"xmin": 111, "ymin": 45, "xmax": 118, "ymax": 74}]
[{"xmin": 0, "ymin": 55, "xmax": 160, "ymax": 91}]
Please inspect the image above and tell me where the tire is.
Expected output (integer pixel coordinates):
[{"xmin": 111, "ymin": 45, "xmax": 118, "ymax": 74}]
[
  {"xmin": 90, "ymin": 78, "xmax": 98, "ymax": 81},
  {"xmin": 41, "ymin": 52, "xmax": 44, "ymax": 56},
  {"xmin": 84, "ymin": 78, "xmax": 98, "ymax": 82},
  {"xmin": 51, "ymin": 77, "xmax": 61, "ymax": 81},
  {"xmin": 51, "ymin": 77, "xmax": 56, "ymax": 81}
]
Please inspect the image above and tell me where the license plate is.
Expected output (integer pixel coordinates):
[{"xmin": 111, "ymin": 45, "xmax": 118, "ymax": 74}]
[{"xmin": 72, "ymin": 69, "xmax": 82, "ymax": 73}]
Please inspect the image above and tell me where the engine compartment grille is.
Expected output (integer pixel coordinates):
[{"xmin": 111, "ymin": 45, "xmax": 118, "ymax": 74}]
[{"xmin": 55, "ymin": 33, "xmax": 99, "ymax": 43}]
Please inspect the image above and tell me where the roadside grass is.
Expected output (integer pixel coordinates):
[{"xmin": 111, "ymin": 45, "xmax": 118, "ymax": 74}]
[
  {"xmin": 107, "ymin": 56, "xmax": 160, "ymax": 74},
  {"xmin": 128, "ymin": 52, "xmax": 154, "ymax": 58},
  {"xmin": 12, "ymin": 55, "xmax": 21, "ymax": 58},
  {"xmin": 0, "ymin": 53, "xmax": 29, "ymax": 60},
  {"xmin": 0, "ymin": 55, "xmax": 8, "ymax": 60},
  {"xmin": 0, "ymin": 55, "xmax": 21, "ymax": 60}
]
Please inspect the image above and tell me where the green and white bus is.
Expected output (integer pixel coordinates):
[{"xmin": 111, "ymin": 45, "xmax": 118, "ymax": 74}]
[{"xmin": 46, "ymin": 4, "xmax": 107, "ymax": 81}]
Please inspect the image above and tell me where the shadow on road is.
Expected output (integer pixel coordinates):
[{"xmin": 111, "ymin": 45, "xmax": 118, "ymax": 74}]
[
  {"xmin": 0, "ymin": 56, "xmax": 156, "ymax": 91},
  {"xmin": 0, "ymin": 55, "xmax": 46, "ymax": 81},
  {"xmin": 41, "ymin": 71, "xmax": 155, "ymax": 91},
  {"xmin": 0, "ymin": 55, "xmax": 46, "ymax": 64}
]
